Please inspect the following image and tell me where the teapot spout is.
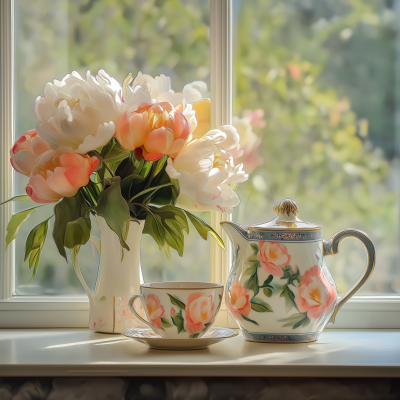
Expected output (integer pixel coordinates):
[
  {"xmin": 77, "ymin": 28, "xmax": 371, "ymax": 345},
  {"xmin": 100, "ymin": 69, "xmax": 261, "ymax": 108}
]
[{"xmin": 220, "ymin": 221, "xmax": 248, "ymax": 244}]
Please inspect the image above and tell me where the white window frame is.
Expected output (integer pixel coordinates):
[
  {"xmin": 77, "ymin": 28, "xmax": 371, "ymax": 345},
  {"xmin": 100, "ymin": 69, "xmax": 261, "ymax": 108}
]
[{"xmin": 1, "ymin": 0, "xmax": 400, "ymax": 329}]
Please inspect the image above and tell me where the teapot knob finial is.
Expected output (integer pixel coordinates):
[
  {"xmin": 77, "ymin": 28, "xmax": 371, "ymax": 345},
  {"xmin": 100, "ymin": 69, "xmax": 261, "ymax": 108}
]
[{"xmin": 273, "ymin": 198, "xmax": 299, "ymax": 216}]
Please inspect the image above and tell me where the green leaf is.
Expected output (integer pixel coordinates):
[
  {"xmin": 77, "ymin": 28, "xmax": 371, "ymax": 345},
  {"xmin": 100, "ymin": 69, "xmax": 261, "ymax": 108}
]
[
  {"xmin": 260, "ymin": 275, "xmax": 274, "ymax": 287},
  {"xmin": 167, "ymin": 293, "xmax": 186, "ymax": 310},
  {"xmin": 251, "ymin": 297, "xmax": 273, "ymax": 312},
  {"xmin": 121, "ymin": 174, "xmax": 145, "ymax": 202},
  {"xmin": 100, "ymin": 296, "xmax": 106, "ymax": 301},
  {"xmin": 143, "ymin": 211, "xmax": 165, "ymax": 250},
  {"xmin": 280, "ymin": 312, "xmax": 310, "ymax": 329},
  {"xmin": 143, "ymin": 205, "xmax": 190, "ymax": 257},
  {"xmin": 288, "ymin": 269, "xmax": 301, "ymax": 286},
  {"xmin": 64, "ymin": 212, "xmax": 91, "ymax": 249},
  {"xmin": 5, "ymin": 207, "xmax": 40, "ymax": 249},
  {"xmin": 244, "ymin": 264, "xmax": 259, "ymax": 276},
  {"xmin": 250, "ymin": 243, "xmax": 259, "ymax": 254},
  {"xmin": 280, "ymin": 285, "xmax": 298, "ymax": 313},
  {"xmin": 245, "ymin": 272, "xmax": 259, "ymax": 296},
  {"xmin": 153, "ymin": 155, "xmax": 168, "ymax": 178},
  {"xmin": 160, "ymin": 317, "xmax": 173, "ymax": 328},
  {"xmin": 172, "ymin": 313, "xmax": 186, "ymax": 333},
  {"xmin": 189, "ymin": 333, "xmax": 200, "ymax": 338},
  {"xmin": 0, "ymin": 195, "xmax": 32, "ymax": 206},
  {"xmin": 281, "ymin": 265, "xmax": 294, "ymax": 280},
  {"xmin": 185, "ymin": 210, "xmax": 225, "ymax": 250},
  {"xmin": 115, "ymin": 156, "xmax": 135, "ymax": 179},
  {"xmin": 219, "ymin": 294, "xmax": 223, "ymax": 301},
  {"xmin": 240, "ymin": 313, "xmax": 259, "ymax": 325},
  {"xmin": 129, "ymin": 183, "xmax": 174, "ymax": 202},
  {"xmin": 71, "ymin": 245, "xmax": 80, "ymax": 275},
  {"xmin": 95, "ymin": 178, "xmax": 130, "ymax": 250},
  {"xmin": 53, "ymin": 191, "xmax": 92, "ymax": 260},
  {"xmin": 24, "ymin": 218, "xmax": 50, "ymax": 281},
  {"xmin": 263, "ymin": 287, "xmax": 273, "ymax": 297},
  {"xmin": 103, "ymin": 142, "xmax": 130, "ymax": 164}
]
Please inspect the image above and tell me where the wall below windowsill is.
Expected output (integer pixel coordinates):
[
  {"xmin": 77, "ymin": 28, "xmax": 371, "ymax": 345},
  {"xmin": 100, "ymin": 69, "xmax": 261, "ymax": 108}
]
[{"xmin": 0, "ymin": 328, "xmax": 399, "ymax": 377}]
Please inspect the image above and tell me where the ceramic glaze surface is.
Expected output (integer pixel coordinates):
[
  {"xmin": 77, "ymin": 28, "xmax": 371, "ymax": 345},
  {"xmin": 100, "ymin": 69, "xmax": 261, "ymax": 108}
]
[
  {"xmin": 74, "ymin": 216, "xmax": 145, "ymax": 334},
  {"xmin": 129, "ymin": 283, "xmax": 224, "ymax": 339},
  {"xmin": 221, "ymin": 198, "xmax": 375, "ymax": 343}
]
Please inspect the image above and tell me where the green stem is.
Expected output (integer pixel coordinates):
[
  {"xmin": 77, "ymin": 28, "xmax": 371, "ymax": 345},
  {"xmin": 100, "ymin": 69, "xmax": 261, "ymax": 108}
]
[{"xmin": 92, "ymin": 150, "xmax": 115, "ymax": 178}]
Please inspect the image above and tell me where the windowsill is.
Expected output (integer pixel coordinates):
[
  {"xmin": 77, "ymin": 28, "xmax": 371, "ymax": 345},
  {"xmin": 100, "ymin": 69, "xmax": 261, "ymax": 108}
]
[{"xmin": 0, "ymin": 328, "xmax": 399, "ymax": 377}]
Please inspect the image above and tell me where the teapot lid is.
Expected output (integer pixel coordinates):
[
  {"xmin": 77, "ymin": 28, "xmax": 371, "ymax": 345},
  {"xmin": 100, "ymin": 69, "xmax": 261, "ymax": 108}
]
[{"xmin": 248, "ymin": 198, "xmax": 322, "ymax": 232}]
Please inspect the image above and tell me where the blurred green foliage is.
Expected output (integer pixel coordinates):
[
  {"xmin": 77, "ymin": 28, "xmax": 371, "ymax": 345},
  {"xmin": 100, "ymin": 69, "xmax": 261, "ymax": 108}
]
[
  {"xmin": 11, "ymin": 0, "xmax": 399, "ymax": 294},
  {"xmin": 234, "ymin": 0, "xmax": 398, "ymax": 294}
]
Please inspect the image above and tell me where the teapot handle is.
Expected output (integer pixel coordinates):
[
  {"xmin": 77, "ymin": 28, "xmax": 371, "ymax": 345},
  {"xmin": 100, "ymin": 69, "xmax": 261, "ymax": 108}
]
[{"xmin": 323, "ymin": 228, "xmax": 375, "ymax": 323}]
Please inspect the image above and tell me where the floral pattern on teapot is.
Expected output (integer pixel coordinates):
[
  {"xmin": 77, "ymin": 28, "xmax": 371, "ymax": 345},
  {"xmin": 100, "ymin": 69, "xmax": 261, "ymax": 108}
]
[{"xmin": 226, "ymin": 241, "xmax": 337, "ymax": 330}]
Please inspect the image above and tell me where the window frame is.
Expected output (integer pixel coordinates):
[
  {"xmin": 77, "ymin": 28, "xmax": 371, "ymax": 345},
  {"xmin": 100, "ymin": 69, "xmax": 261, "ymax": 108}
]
[{"xmin": 1, "ymin": 0, "xmax": 400, "ymax": 329}]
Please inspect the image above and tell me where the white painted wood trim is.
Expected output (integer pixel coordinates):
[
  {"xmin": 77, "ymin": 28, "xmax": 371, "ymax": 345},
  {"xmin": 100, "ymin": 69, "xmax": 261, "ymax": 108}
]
[
  {"xmin": 0, "ymin": 0, "xmax": 15, "ymax": 301},
  {"xmin": 209, "ymin": 0, "xmax": 233, "ymax": 327},
  {"xmin": 0, "ymin": 0, "xmax": 399, "ymax": 330}
]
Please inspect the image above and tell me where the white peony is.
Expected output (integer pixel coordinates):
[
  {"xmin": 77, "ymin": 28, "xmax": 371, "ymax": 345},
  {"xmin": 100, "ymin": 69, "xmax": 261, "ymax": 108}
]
[
  {"xmin": 123, "ymin": 71, "xmax": 208, "ymax": 108},
  {"xmin": 166, "ymin": 125, "xmax": 248, "ymax": 213},
  {"xmin": 35, "ymin": 70, "xmax": 124, "ymax": 154}
]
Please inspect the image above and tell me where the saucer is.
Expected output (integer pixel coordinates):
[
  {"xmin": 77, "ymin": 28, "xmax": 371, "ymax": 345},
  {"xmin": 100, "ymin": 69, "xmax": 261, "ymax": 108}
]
[{"xmin": 121, "ymin": 327, "xmax": 238, "ymax": 350}]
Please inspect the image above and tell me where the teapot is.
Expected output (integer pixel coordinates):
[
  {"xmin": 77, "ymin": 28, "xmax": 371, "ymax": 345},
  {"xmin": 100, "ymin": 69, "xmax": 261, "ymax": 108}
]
[{"xmin": 221, "ymin": 198, "xmax": 375, "ymax": 343}]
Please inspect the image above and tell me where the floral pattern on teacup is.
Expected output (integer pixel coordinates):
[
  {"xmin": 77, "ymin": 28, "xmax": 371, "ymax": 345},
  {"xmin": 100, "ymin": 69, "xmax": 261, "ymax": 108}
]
[
  {"xmin": 167, "ymin": 292, "xmax": 217, "ymax": 338},
  {"xmin": 146, "ymin": 294, "xmax": 166, "ymax": 329},
  {"xmin": 184, "ymin": 293, "xmax": 214, "ymax": 334}
]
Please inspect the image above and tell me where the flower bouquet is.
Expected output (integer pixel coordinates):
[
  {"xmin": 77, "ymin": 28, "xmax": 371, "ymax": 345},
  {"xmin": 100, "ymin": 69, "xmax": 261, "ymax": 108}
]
[{"xmin": 2, "ymin": 70, "xmax": 248, "ymax": 332}]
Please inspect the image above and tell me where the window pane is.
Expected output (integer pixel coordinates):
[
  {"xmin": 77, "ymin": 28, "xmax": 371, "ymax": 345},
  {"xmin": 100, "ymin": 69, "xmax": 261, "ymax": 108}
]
[
  {"xmin": 13, "ymin": 0, "xmax": 210, "ymax": 295},
  {"xmin": 232, "ymin": 0, "xmax": 399, "ymax": 295}
]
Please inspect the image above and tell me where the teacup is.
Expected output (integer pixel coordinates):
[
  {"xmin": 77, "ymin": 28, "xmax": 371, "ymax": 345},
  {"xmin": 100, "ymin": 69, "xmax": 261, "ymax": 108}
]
[{"xmin": 128, "ymin": 282, "xmax": 224, "ymax": 339}]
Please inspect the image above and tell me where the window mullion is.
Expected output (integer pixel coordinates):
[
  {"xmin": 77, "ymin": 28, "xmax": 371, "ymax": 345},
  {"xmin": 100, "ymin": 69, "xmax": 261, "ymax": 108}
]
[
  {"xmin": 0, "ymin": 0, "xmax": 15, "ymax": 300},
  {"xmin": 210, "ymin": 0, "xmax": 233, "ymax": 326},
  {"xmin": 210, "ymin": 0, "xmax": 232, "ymax": 285}
]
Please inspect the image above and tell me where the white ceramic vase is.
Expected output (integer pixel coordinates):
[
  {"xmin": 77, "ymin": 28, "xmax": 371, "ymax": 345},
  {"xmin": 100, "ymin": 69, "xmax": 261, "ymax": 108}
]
[{"xmin": 74, "ymin": 216, "xmax": 145, "ymax": 333}]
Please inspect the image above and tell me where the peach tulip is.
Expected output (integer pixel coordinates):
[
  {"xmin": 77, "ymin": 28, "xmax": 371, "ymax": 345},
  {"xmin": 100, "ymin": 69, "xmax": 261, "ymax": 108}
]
[
  {"xmin": 26, "ymin": 151, "xmax": 99, "ymax": 203},
  {"xmin": 115, "ymin": 102, "xmax": 191, "ymax": 161},
  {"xmin": 10, "ymin": 129, "xmax": 51, "ymax": 176}
]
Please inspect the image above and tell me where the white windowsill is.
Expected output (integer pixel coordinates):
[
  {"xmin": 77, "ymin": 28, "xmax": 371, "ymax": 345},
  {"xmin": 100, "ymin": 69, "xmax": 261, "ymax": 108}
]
[{"xmin": 0, "ymin": 328, "xmax": 399, "ymax": 377}]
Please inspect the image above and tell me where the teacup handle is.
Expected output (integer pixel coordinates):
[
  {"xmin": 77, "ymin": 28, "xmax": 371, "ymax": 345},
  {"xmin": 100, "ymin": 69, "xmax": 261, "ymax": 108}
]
[
  {"xmin": 323, "ymin": 228, "xmax": 376, "ymax": 323},
  {"xmin": 128, "ymin": 294, "xmax": 153, "ymax": 329}
]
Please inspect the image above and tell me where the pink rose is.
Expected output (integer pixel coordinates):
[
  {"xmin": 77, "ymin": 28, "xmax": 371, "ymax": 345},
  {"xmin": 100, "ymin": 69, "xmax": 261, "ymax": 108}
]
[
  {"xmin": 226, "ymin": 280, "xmax": 251, "ymax": 320},
  {"xmin": 26, "ymin": 151, "xmax": 99, "ymax": 203},
  {"xmin": 10, "ymin": 129, "xmax": 51, "ymax": 176},
  {"xmin": 115, "ymin": 102, "xmax": 191, "ymax": 161},
  {"xmin": 258, "ymin": 241, "xmax": 291, "ymax": 277},
  {"xmin": 184, "ymin": 293, "xmax": 214, "ymax": 334},
  {"xmin": 296, "ymin": 265, "xmax": 336, "ymax": 319},
  {"xmin": 171, "ymin": 308, "xmax": 176, "ymax": 317},
  {"xmin": 146, "ymin": 294, "xmax": 165, "ymax": 329}
]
